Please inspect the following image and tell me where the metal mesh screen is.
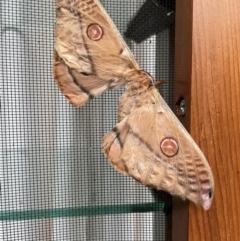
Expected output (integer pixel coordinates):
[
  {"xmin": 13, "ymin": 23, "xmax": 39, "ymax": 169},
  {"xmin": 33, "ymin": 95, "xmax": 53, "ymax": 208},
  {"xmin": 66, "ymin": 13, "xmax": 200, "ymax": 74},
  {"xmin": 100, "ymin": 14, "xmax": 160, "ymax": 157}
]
[{"xmin": 0, "ymin": 0, "xmax": 175, "ymax": 240}]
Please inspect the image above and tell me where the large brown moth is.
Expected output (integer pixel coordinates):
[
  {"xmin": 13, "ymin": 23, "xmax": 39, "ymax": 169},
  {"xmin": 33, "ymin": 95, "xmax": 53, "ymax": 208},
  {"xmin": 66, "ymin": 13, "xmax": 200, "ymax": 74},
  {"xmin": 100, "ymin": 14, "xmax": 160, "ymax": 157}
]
[{"xmin": 53, "ymin": 0, "xmax": 214, "ymax": 210}]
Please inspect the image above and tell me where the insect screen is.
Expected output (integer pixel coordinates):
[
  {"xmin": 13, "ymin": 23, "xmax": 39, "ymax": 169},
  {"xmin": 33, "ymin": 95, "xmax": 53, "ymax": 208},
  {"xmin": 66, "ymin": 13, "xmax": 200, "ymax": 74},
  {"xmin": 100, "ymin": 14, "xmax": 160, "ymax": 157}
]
[{"xmin": 0, "ymin": 0, "xmax": 175, "ymax": 240}]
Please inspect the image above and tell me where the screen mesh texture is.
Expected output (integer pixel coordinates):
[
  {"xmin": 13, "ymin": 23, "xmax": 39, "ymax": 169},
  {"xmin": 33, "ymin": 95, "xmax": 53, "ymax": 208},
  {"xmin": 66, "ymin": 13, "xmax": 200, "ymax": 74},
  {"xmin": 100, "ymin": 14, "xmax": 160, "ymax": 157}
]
[{"xmin": 0, "ymin": 0, "xmax": 175, "ymax": 240}]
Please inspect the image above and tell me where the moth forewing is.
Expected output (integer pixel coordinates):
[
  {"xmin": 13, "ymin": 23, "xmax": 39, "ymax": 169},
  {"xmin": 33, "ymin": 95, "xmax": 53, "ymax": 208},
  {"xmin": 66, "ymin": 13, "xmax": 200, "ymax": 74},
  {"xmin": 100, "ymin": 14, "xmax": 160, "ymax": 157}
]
[
  {"xmin": 102, "ymin": 87, "xmax": 214, "ymax": 210},
  {"xmin": 54, "ymin": 0, "xmax": 142, "ymax": 106}
]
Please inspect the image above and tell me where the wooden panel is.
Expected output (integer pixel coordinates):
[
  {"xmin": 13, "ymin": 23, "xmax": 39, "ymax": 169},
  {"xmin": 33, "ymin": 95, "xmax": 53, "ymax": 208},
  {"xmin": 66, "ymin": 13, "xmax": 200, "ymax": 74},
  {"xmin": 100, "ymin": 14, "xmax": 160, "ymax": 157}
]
[
  {"xmin": 173, "ymin": 0, "xmax": 240, "ymax": 240},
  {"xmin": 189, "ymin": 0, "xmax": 240, "ymax": 240}
]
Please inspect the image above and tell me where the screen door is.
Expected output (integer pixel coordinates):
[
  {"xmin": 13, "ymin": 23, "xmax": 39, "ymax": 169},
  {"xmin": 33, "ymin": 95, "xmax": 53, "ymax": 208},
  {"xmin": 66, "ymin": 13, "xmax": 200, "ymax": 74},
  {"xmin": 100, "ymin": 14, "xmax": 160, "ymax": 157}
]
[{"xmin": 0, "ymin": 0, "xmax": 175, "ymax": 240}]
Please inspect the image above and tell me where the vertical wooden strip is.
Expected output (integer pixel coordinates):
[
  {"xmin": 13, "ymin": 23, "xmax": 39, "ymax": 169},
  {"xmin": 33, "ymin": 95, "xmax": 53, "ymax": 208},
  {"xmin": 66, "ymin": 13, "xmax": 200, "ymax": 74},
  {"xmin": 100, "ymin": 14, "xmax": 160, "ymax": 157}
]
[
  {"xmin": 189, "ymin": 0, "xmax": 240, "ymax": 240},
  {"xmin": 174, "ymin": 0, "xmax": 240, "ymax": 240},
  {"xmin": 172, "ymin": 0, "xmax": 193, "ymax": 240}
]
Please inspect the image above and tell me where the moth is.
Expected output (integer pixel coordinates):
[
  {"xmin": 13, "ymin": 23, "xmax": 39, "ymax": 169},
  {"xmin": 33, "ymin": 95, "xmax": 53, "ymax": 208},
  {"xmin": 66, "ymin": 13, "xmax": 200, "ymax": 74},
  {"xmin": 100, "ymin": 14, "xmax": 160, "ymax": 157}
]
[{"xmin": 53, "ymin": 0, "xmax": 214, "ymax": 210}]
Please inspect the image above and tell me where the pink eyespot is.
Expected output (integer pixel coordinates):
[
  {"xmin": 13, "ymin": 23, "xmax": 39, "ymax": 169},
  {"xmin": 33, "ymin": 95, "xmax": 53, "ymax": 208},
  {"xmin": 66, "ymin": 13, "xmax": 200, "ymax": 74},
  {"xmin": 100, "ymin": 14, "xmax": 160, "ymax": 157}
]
[
  {"xmin": 87, "ymin": 24, "xmax": 103, "ymax": 41},
  {"xmin": 160, "ymin": 137, "xmax": 179, "ymax": 157}
]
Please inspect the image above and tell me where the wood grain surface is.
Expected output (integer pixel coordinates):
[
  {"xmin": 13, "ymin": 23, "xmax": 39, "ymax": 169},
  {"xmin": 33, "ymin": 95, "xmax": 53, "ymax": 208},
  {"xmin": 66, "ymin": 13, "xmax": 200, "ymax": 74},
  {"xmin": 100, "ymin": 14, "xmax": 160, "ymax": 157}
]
[
  {"xmin": 189, "ymin": 0, "xmax": 240, "ymax": 241},
  {"xmin": 174, "ymin": 0, "xmax": 240, "ymax": 240},
  {"xmin": 189, "ymin": 0, "xmax": 240, "ymax": 240}
]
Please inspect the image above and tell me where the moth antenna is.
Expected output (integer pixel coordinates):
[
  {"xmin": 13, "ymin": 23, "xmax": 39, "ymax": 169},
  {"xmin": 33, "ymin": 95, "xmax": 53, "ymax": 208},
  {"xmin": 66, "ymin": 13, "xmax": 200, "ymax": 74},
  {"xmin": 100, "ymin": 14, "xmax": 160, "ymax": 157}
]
[{"xmin": 154, "ymin": 80, "xmax": 167, "ymax": 88}]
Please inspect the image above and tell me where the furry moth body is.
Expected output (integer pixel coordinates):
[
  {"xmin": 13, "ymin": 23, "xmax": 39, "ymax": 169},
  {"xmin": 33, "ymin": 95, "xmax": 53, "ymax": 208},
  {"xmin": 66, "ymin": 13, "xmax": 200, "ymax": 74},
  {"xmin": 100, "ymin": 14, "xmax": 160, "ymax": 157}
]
[{"xmin": 54, "ymin": 0, "xmax": 214, "ymax": 210}]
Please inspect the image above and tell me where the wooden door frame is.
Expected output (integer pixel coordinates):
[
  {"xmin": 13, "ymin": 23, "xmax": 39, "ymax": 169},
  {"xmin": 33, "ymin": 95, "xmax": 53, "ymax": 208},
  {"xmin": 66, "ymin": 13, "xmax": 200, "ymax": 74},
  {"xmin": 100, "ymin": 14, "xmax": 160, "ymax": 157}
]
[{"xmin": 172, "ymin": 0, "xmax": 240, "ymax": 240}]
